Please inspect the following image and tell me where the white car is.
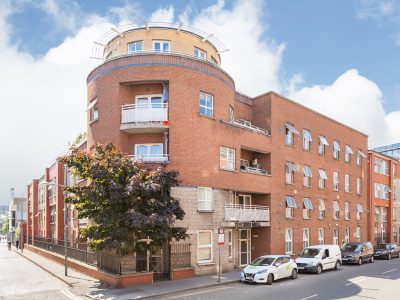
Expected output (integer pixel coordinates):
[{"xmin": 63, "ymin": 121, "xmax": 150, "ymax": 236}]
[
  {"xmin": 241, "ymin": 255, "xmax": 298, "ymax": 285},
  {"xmin": 295, "ymin": 245, "xmax": 342, "ymax": 274}
]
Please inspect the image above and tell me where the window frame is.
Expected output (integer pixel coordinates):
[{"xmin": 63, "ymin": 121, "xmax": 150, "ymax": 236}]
[
  {"xmin": 303, "ymin": 228, "xmax": 310, "ymax": 249},
  {"xmin": 220, "ymin": 146, "xmax": 235, "ymax": 171},
  {"xmin": 194, "ymin": 47, "xmax": 207, "ymax": 60},
  {"xmin": 153, "ymin": 40, "xmax": 170, "ymax": 52},
  {"xmin": 333, "ymin": 228, "xmax": 339, "ymax": 245},
  {"xmin": 197, "ymin": 230, "xmax": 213, "ymax": 263},
  {"xmin": 333, "ymin": 171, "xmax": 339, "ymax": 191},
  {"xmin": 318, "ymin": 228, "xmax": 325, "ymax": 245},
  {"xmin": 303, "ymin": 129, "xmax": 312, "ymax": 151},
  {"xmin": 228, "ymin": 230, "xmax": 233, "ymax": 260},
  {"xmin": 345, "ymin": 174, "xmax": 350, "ymax": 193},
  {"xmin": 319, "ymin": 169, "xmax": 327, "ymax": 189},
  {"xmin": 285, "ymin": 162, "xmax": 296, "ymax": 184},
  {"xmin": 135, "ymin": 143, "xmax": 164, "ymax": 161},
  {"xmin": 285, "ymin": 228, "xmax": 293, "ymax": 255},
  {"xmin": 333, "ymin": 140, "xmax": 340, "ymax": 160},
  {"xmin": 127, "ymin": 40, "xmax": 144, "ymax": 53},
  {"xmin": 333, "ymin": 200, "xmax": 340, "ymax": 220},
  {"xmin": 199, "ymin": 92, "xmax": 214, "ymax": 117},
  {"xmin": 303, "ymin": 165, "xmax": 312, "ymax": 187},
  {"xmin": 197, "ymin": 187, "xmax": 213, "ymax": 212},
  {"xmin": 356, "ymin": 177, "xmax": 362, "ymax": 195},
  {"xmin": 344, "ymin": 201, "xmax": 350, "ymax": 220}
]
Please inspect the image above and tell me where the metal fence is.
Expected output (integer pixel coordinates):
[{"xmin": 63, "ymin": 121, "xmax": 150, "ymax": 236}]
[
  {"xmin": 170, "ymin": 242, "xmax": 191, "ymax": 269},
  {"xmin": 33, "ymin": 237, "xmax": 97, "ymax": 266}
]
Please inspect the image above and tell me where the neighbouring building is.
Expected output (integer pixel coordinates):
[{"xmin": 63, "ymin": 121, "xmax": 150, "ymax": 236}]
[
  {"xmin": 9, "ymin": 189, "xmax": 27, "ymax": 244},
  {"xmin": 85, "ymin": 23, "xmax": 369, "ymax": 276},
  {"xmin": 374, "ymin": 143, "xmax": 400, "ymax": 159}
]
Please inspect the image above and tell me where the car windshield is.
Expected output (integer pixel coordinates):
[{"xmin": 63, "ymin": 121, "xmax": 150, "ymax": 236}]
[
  {"xmin": 300, "ymin": 248, "xmax": 321, "ymax": 258},
  {"xmin": 376, "ymin": 244, "xmax": 390, "ymax": 250},
  {"xmin": 343, "ymin": 244, "xmax": 361, "ymax": 252},
  {"xmin": 250, "ymin": 257, "xmax": 276, "ymax": 266}
]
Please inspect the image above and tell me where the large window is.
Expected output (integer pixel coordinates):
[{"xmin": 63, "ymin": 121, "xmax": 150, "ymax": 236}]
[
  {"xmin": 303, "ymin": 129, "xmax": 312, "ymax": 151},
  {"xmin": 344, "ymin": 202, "xmax": 350, "ymax": 220},
  {"xmin": 286, "ymin": 162, "xmax": 297, "ymax": 184},
  {"xmin": 374, "ymin": 158, "xmax": 389, "ymax": 175},
  {"xmin": 318, "ymin": 199, "xmax": 326, "ymax": 219},
  {"xmin": 199, "ymin": 92, "xmax": 213, "ymax": 117},
  {"xmin": 319, "ymin": 169, "xmax": 327, "ymax": 189},
  {"xmin": 128, "ymin": 41, "xmax": 143, "ymax": 53},
  {"xmin": 198, "ymin": 231, "xmax": 213, "ymax": 263},
  {"xmin": 355, "ymin": 227, "xmax": 361, "ymax": 242},
  {"xmin": 285, "ymin": 123, "xmax": 299, "ymax": 146},
  {"xmin": 153, "ymin": 40, "xmax": 170, "ymax": 52},
  {"xmin": 194, "ymin": 47, "xmax": 206, "ymax": 60},
  {"xmin": 356, "ymin": 203, "xmax": 363, "ymax": 220},
  {"xmin": 198, "ymin": 187, "xmax": 213, "ymax": 211},
  {"xmin": 375, "ymin": 183, "xmax": 391, "ymax": 199},
  {"xmin": 357, "ymin": 177, "xmax": 362, "ymax": 195},
  {"xmin": 319, "ymin": 135, "xmax": 329, "ymax": 155},
  {"xmin": 333, "ymin": 200, "xmax": 340, "ymax": 220},
  {"xmin": 333, "ymin": 228, "xmax": 339, "ymax": 245},
  {"xmin": 345, "ymin": 145, "xmax": 353, "ymax": 163},
  {"xmin": 318, "ymin": 228, "xmax": 325, "ymax": 245},
  {"xmin": 135, "ymin": 144, "xmax": 164, "ymax": 162},
  {"xmin": 285, "ymin": 228, "xmax": 293, "ymax": 254},
  {"xmin": 345, "ymin": 228, "xmax": 350, "ymax": 244},
  {"xmin": 356, "ymin": 150, "xmax": 365, "ymax": 166},
  {"xmin": 333, "ymin": 172, "xmax": 339, "ymax": 191},
  {"xmin": 220, "ymin": 147, "xmax": 235, "ymax": 171},
  {"xmin": 333, "ymin": 140, "xmax": 340, "ymax": 160},
  {"xmin": 345, "ymin": 174, "xmax": 350, "ymax": 193},
  {"xmin": 286, "ymin": 196, "xmax": 297, "ymax": 218},
  {"xmin": 303, "ymin": 165, "xmax": 312, "ymax": 187},
  {"xmin": 303, "ymin": 198, "xmax": 313, "ymax": 219},
  {"xmin": 303, "ymin": 228, "xmax": 310, "ymax": 249}
]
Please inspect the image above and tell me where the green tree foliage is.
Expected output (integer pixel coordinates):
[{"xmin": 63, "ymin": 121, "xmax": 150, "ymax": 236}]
[
  {"xmin": 61, "ymin": 143, "xmax": 187, "ymax": 254},
  {"xmin": 1, "ymin": 215, "xmax": 9, "ymax": 234}
]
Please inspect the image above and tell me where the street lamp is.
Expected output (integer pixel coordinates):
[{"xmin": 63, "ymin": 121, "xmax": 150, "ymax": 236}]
[{"xmin": 39, "ymin": 165, "xmax": 69, "ymax": 276}]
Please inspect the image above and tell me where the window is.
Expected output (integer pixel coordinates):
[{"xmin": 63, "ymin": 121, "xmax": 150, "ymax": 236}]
[
  {"xmin": 198, "ymin": 187, "xmax": 213, "ymax": 211},
  {"xmin": 285, "ymin": 229, "xmax": 293, "ymax": 254},
  {"xmin": 220, "ymin": 147, "xmax": 235, "ymax": 171},
  {"xmin": 153, "ymin": 40, "xmax": 170, "ymax": 52},
  {"xmin": 333, "ymin": 140, "xmax": 340, "ymax": 160},
  {"xmin": 286, "ymin": 162, "xmax": 297, "ymax": 184},
  {"xmin": 194, "ymin": 47, "xmax": 206, "ymax": 60},
  {"xmin": 345, "ymin": 174, "xmax": 350, "ymax": 192},
  {"xmin": 356, "ymin": 203, "xmax": 363, "ymax": 220},
  {"xmin": 375, "ymin": 158, "xmax": 389, "ymax": 175},
  {"xmin": 50, "ymin": 206, "xmax": 56, "ymax": 224},
  {"xmin": 198, "ymin": 231, "xmax": 212, "ymax": 263},
  {"xmin": 345, "ymin": 145, "xmax": 353, "ymax": 163},
  {"xmin": 344, "ymin": 202, "xmax": 350, "ymax": 220},
  {"xmin": 383, "ymin": 185, "xmax": 390, "ymax": 199},
  {"xmin": 285, "ymin": 123, "xmax": 299, "ymax": 146},
  {"xmin": 303, "ymin": 228, "xmax": 310, "ymax": 249},
  {"xmin": 303, "ymin": 129, "xmax": 312, "ymax": 151},
  {"xmin": 318, "ymin": 199, "xmax": 326, "ymax": 219},
  {"xmin": 136, "ymin": 95, "xmax": 163, "ymax": 108},
  {"xmin": 318, "ymin": 228, "xmax": 325, "ymax": 245},
  {"xmin": 319, "ymin": 135, "xmax": 329, "ymax": 155},
  {"xmin": 355, "ymin": 227, "xmax": 361, "ymax": 242},
  {"xmin": 303, "ymin": 165, "xmax": 312, "ymax": 187},
  {"xmin": 357, "ymin": 177, "xmax": 362, "ymax": 195},
  {"xmin": 128, "ymin": 41, "xmax": 143, "ymax": 53},
  {"xmin": 333, "ymin": 228, "xmax": 339, "ymax": 245},
  {"xmin": 228, "ymin": 230, "xmax": 233, "ymax": 259},
  {"xmin": 135, "ymin": 144, "xmax": 164, "ymax": 162},
  {"xmin": 199, "ymin": 92, "xmax": 213, "ymax": 117},
  {"xmin": 303, "ymin": 198, "xmax": 313, "ymax": 219},
  {"xmin": 286, "ymin": 196, "xmax": 297, "ymax": 218},
  {"xmin": 374, "ymin": 183, "xmax": 391, "ymax": 199},
  {"xmin": 345, "ymin": 228, "xmax": 350, "ymax": 244},
  {"xmin": 333, "ymin": 200, "xmax": 340, "ymax": 220},
  {"xmin": 87, "ymin": 98, "xmax": 98, "ymax": 123},
  {"xmin": 357, "ymin": 150, "xmax": 366, "ymax": 166},
  {"xmin": 333, "ymin": 172, "xmax": 339, "ymax": 191},
  {"xmin": 319, "ymin": 169, "xmax": 327, "ymax": 189}
]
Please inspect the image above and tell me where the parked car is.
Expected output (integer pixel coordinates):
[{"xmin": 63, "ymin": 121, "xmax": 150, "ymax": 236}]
[
  {"xmin": 341, "ymin": 241, "xmax": 374, "ymax": 264},
  {"xmin": 295, "ymin": 245, "xmax": 342, "ymax": 274},
  {"xmin": 374, "ymin": 243, "xmax": 400, "ymax": 260},
  {"xmin": 241, "ymin": 255, "xmax": 298, "ymax": 285}
]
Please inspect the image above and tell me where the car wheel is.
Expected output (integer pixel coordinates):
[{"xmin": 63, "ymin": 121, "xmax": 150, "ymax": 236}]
[
  {"xmin": 387, "ymin": 253, "xmax": 391, "ymax": 260},
  {"xmin": 290, "ymin": 269, "xmax": 298, "ymax": 279},
  {"xmin": 334, "ymin": 261, "xmax": 341, "ymax": 270},
  {"xmin": 316, "ymin": 264, "xmax": 322, "ymax": 274},
  {"xmin": 358, "ymin": 258, "xmax": 362, "ymax": 265},
  {"xmin": 266, "ymin": 273, "xmax": 273, "ymax": 285},
  {"xmin": 370, "ymin": 256, "xmax": 374, "ymax": 263}
]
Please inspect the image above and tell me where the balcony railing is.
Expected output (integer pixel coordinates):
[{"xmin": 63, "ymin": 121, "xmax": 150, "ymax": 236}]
[
  {"xmin": 224, "ymin": 204, "xmax": 270, "ymax": 223},
  {"xmin": 129, "ymin": 154, "xmax": 169, "ymax": 163},
  {"xmin": 230, "ymin": 118, "xmax": 269, "ymax": 135},
  {"xmin": 240, "ymin": 165, "xmax": 270, "ymax": 175},
  {"xmin": 121, "ymin": 103, "xmax": 168, "ymax": 124}
]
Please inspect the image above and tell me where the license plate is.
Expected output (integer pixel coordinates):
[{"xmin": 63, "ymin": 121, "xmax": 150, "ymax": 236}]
[
  {"xmin": 245, "ymin": 276, "xmax": 253, "ymax": 281},
  {"xmin": 298, "ymin": 267, "xmax": 304, "ymax": 270}
]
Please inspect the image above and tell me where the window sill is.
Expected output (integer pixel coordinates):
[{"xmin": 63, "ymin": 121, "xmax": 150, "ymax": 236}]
[
  {"xmin": 344, "ymin": 218, "xmax": 351, "ymax": 221},
  {"xmin": 286, "ymin": 182, "xmax": 295, "ymax": 185},
  {"xmin": 220, "ymin": 168, "xmax": 236, "ymax": 173},
  {"xmin": 89, "ymin": 119, "xmax": 98, "ymax": 125},
  {"xmin": 285, "ymin": 216, "xmax": 294, "ymax": 220},
  {"xmin": 198, "ymin": 113, "xmax": 216, "ymax": 120},
  {"xmin": 197, "ymin": 209, "xmax": 214, "ymax": 213},
  {"xmin": 285, "ymin": 143, "xmax": 295, "ymax": 148},
  {"xmin": 303, "ymin": 148, "xmax": 311, "ymax": 152},
  {"xmin": 319, "ymin": 153, "xmax": 327, "ymax": 157},
  {"xmin": 197, "ymin": 262, "xmax": 215, "ymax": 266},
  {"xmin": 318, "ymin": 217, "xmax": 325, "ymax": 220},
  {"xmin": 303, "ymin": 217, "xmax": 311, "ymax": 220},
  {"xmin": 318, "ymin": 187, "xmax": 326, "ymax": 190}
]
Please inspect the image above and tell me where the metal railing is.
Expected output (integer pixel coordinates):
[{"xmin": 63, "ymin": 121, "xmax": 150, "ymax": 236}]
[
  {"xmin": 240, "ymin": 165, "xmax": 270, "ymax": 175},
  {"xmin": 129, "ymin": 154, "xmax": 169, "ymax": 163},
  {"xmin": 121, "ymin": 103, "xmax": 168, "ymax": 124},
  {"xmin": 224, "ymin": 204, "xmax": 270, "ymax": 222},
  {"xmin": 230, "ymin": 118, "xmax": 269, "ymax": 135}
]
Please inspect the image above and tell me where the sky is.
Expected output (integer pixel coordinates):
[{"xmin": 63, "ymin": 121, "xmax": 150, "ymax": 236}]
[{"xmin": 0, "ymin": 0, "xmax": 399, "ymax": 203}]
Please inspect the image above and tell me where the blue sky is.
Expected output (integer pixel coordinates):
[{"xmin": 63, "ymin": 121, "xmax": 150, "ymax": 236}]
[{"xmin": 0, "ymin": 0, "xmax": 399, "ymax": 202}]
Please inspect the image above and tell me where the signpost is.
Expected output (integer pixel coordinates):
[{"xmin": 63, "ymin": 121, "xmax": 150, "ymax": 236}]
[{"xmin": 217, "ymin": 228, "xmax": 224, "ymax": 282}]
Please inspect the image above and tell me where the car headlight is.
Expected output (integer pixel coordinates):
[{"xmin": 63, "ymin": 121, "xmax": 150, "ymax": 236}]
[{"xmin": 256, "ymin": 269, "xmax": 268, "ymax": 274}]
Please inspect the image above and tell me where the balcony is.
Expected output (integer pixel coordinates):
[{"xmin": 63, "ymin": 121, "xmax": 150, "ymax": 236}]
[
  {"xmin": 120, "ymin": 103, "xmax": 169, "ymax": 133},
  {"xmin": 129, "ymin": 154, "xmax": 169, "ymax": 163},
  {"xmin": 224, "ymin": 204, "xmax": 270, "ymax": 227},
  {"xmin": 240, "ymin": 148, "xmax": 271, "ymax": 177}
]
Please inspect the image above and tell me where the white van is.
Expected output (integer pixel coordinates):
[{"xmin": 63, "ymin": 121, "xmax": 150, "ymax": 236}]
[{"xmin": 295, "ymin": 245, "xmax": 342, "ymax": 274}]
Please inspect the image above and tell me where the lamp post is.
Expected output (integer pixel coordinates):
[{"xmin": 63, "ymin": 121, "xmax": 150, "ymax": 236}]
[{"xmin": 39, "ymin": 165, "xmax": 69, "ymax": 276}]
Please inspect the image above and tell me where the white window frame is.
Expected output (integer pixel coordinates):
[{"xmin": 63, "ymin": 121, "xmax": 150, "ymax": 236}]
[
  {"xmin": 286, "ymin": 196, "xmax": 297, "ymax": 218},
  {"xmin": 318, "ymin": 199, "xmax": 326, "ymax": 219},
  {"xmin": 303, "ymin": 129, "xmax": 312, "ymax": 151},
  {"xmin": 228, "ymin": 230, "xmax": 233, "ymax": 259},
  {"xmin": 286, "ymin": 162, "xmax": 297, "ymax": 184},
  {"xmin": 345, "ymin": 174, "xmax": 350, "ymax": 193},
  {"xmin": 199, "ymin": 92, "xmax": 214, "ymax": 117},
  {"xmin": 333, "ymin": 140, "xmax": 340, "ymax": 160},
  {"xmin": 220, "ymin": 146, "xmax": 235, "ymax": 171},
  {"xmin": 345, "ymin": 145, "xmax": 353, "ymax": 162},
  {"xmin": 128, "ymin": 40, "xmax": 144, "ymax": 53},
  {"xmin": 333, "ymin": 200, "xmax": 340, "ymax": 220},
  {"xmin": 333, "ymin": 172, "xmax": 339, "ymax": 191},
  {"xmin": 197, "ymin": 230, "xmax": 213, "ymax": 263},
  {"xmin": 88, "ymin": 98, "xmax": 98, "ymax": 123},
  {"xmin": 285, "ymin": 123, "xmax": 299, "ymax": 146},
  {"xmin": 356, "ymin": 151, "xmax": 362, "ymax": 166},
  {"xmin": 319, "ymin": 169, "xmax": 327, "ymax": 189},
  {"xmin": 198, "ymin": 187, "xmax": 213, "ymax": 211},
  {"xmin": 194, "ymin": 47, "xmax": 206, "ymax": 60},
  {"xmin": 153, "ymin": 40, "xmax": 170, "ymax": 52},
  {"xmin": 356, "ymin": 203, "xmax": 363, "ymax": 220},
  {"xmin": 285, "ymin": 228, "xmax": 293, "ymax": 254},
  {"xmin": 319, "ymin": 135, "xmax": 329, "ymax": 155},
  {"xmin": 355, "ymin": 227, "xmax": 361, "ymax": 242},
  {"xmin": 303, "ymin": 198, "xmax": 313, "ymax": 219},
  {"xmin": 303, "ymin": 228, "xmax": 310, "ymax": 249},
  {"xmin": 357, "ymin": 177, "xmax": 362, "ymax": 195},
  {"xmin": 345, "ymin": 228, "xmax": 350, "ymax": 244},
  {"xmin": 318, "ymin": 228, "xmax": 324, "ymax": 245},
  {"xmin": 303, "ymin": 165, "xmax": 312, "ymax": 187},
  {"xmin": 135, "ymin": 143, "xmax": 164, "ymax": 161},
  {"xmin": 333, "ymin": 228, "xmax": 339, "ymax": 245},
  {"xmin": 344, "ymin": 202, "xmax": 350, "ymax": 220}
]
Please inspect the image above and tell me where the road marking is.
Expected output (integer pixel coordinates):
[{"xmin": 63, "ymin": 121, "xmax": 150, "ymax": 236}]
[
  {"xmin": 382, "ymin": 268, "xmax": 397, "ymax": 274},
  {"xmin": 61, "ymin": 289, "xmax": 84, "ymax": 300},
  {"xmin": 345, "ymin": 278, "xmax": 367, "ymax": 286},
  {"xmin": 300, "ymin": 294, "xmax": 318, "ymax": 300}
]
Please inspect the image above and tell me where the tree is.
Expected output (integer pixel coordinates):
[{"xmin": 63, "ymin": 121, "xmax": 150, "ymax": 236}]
[
  {"xmin": 61, "ymin": 143, "xmax": 187, "ymax": 255},
  {"xmin": 1, "ymin": 215, "xmax": 9, "ymax": 234}
]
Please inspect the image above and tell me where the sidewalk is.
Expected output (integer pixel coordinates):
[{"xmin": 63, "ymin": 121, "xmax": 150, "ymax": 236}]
[{"xmin": 15, "ymin": 247, "xmax": 241, "ymax": 299}]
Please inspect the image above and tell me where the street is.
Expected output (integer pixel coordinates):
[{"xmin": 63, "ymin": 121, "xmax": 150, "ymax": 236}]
[
  {"xmin": 0, "ymin": 241, "xmax": 82, "ymax": 300},
  {"xmin": 156, "ymin": 259, "xmax": 400, "ymax": 300}
]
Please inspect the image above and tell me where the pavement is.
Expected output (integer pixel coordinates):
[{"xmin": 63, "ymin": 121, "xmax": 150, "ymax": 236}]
[{"xmin": 12, "ymin": 244, "xmax": 242, "ymax": 299}]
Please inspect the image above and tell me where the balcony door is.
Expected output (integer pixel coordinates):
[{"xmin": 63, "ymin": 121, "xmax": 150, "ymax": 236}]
[
  {"xmin": 135, "ymin": 95, "xmax": 163, "ymax": 122},
  {"xmin": 239, "ymin": 229, "xmax": 251, "ymax": 266},
  {"xmin": 237, "ymin": 195, "xmax": 252, "ymax": 208}
]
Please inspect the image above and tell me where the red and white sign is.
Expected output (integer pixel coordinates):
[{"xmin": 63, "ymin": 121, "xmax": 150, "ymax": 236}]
[{"xmin": 218, "ymin": 228, "xmax": 224, "ymax": 245}]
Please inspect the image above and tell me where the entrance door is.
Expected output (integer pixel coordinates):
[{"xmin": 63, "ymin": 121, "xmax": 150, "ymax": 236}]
[{"xmin": 239, "ymin": 229, "xmax": 251, "ymax": 266}]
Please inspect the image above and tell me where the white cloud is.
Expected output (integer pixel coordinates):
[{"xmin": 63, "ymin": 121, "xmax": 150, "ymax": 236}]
[
  {"xmin": 150, "ymin": 5, "xmax": 175, "ymax": 23},
  {"xmin": 356, "ymin": 0, "xmax": 395, "ymax": 19}
]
